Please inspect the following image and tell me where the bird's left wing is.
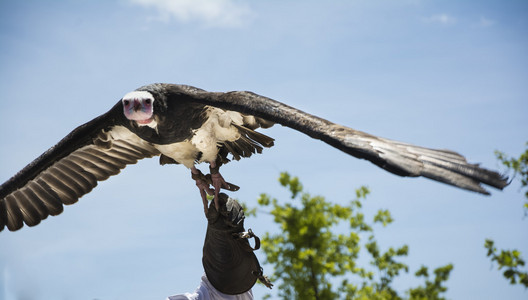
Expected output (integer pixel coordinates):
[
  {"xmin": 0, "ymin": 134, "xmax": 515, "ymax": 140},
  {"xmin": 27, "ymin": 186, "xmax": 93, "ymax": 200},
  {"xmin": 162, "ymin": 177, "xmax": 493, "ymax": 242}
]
[
  {"xmin": 155, "ymin": 84, "xmax": 508, "ymax": 195},
  {"xmin": 0, "ymin": 102, "xmax": 160, "ymax": 232}
]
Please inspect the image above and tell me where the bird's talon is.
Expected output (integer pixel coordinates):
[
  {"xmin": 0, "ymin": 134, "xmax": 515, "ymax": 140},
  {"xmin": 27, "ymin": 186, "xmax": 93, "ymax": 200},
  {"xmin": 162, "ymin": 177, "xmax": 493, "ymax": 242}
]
[{"xmin": 192, "ymin": 165, "xmax": 238, "ymax": 214}]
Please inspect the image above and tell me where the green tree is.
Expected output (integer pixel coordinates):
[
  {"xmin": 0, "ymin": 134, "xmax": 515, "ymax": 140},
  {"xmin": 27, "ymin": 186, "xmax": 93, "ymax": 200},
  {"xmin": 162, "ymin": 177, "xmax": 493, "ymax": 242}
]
[
  {"xmin": 485, "ymin": 142, "xmax": 528, "ymax": 288},
  {"xmin": 407, "ymin": 264, "xmax": 454, "ymax": 300},
  {"xmin": 485, "ymin": 239, "xmax": 528, "ymax": 288},
  {"xmin": 254, "ymin": 172, "xmax": 452, "ymax": 300},
  {"xmin": 495, "ymin": 142, "xmax": 528, "ymax": 213}
]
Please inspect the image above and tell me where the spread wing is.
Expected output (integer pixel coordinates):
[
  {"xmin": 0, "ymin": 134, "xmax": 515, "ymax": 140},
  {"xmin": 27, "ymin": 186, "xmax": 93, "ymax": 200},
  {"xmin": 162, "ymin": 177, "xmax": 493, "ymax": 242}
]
[
  {"xmin": 156, "ymin": 83, "xmax": 508, "ymax": 195},
  {"xmin": 0, "ymin": 102, "xmax": 159, "ymax": 231}
]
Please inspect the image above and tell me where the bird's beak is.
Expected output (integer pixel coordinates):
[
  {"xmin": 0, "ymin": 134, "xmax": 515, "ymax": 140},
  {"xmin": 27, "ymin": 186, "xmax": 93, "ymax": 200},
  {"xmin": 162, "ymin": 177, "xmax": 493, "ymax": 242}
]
[{"xmin": 133, "ymin": 100, "xmax": 141, "ymax": 112}]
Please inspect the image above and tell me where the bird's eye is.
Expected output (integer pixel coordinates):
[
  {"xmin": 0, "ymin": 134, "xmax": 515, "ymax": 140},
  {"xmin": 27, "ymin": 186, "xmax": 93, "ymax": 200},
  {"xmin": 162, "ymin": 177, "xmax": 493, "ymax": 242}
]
[
  {"xmin": 145, "ymin": 99, "xmax": 152, "ymax": 105},
  {"xmin": 123, "ymin": 100, "xmax": 130, "ymax": 106}
]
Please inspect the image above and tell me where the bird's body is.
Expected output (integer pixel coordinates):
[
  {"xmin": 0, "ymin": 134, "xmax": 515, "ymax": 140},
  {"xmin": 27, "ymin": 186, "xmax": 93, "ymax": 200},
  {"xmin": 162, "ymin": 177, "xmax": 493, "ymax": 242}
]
[
  {"xmin": 0, "ymin": 83, "xmax": 508, "ymax": 232},
  {"xmin": 118, "ymin": 87, "xmax": 274, "ymax": 168}
]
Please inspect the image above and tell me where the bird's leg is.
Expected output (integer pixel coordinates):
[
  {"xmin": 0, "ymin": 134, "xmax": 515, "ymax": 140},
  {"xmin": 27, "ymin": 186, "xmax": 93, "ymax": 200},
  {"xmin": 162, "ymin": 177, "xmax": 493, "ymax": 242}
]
[
  {"xmin": 209, "ymin": 160, "xmax": 231, "ymax": 210},
  {"xmin": 191, "ymin": 166, "xmax": 214, "ymax": 215}
]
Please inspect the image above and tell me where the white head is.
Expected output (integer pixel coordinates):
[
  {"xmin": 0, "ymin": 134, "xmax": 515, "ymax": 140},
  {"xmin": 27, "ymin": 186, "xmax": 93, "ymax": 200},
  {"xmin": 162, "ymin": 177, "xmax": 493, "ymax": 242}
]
[{"xmin": 122, "ymin": 91, "xmax": 156, "ymax": 126}]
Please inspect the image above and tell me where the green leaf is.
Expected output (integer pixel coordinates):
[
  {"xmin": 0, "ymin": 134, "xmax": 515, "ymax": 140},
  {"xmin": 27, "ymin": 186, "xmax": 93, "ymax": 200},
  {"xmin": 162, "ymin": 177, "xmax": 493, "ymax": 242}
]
[{"xmin": 255, "ymin": 173, "xmax": 454, "ymax": 299}]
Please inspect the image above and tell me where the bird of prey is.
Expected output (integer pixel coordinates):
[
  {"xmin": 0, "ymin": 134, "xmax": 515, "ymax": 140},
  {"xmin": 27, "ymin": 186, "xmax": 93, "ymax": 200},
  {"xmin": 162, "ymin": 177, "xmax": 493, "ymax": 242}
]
[{"xmin": 0, "ymin": 83, "xmax": 508, "ymax": 232}]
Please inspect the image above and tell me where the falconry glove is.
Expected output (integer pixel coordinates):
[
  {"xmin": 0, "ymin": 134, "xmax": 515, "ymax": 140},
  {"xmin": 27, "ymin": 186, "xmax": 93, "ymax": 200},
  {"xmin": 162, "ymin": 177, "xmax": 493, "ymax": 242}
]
[{"xmin": 202, "ymin": 193, "xmax": 273, "ymax": 295}]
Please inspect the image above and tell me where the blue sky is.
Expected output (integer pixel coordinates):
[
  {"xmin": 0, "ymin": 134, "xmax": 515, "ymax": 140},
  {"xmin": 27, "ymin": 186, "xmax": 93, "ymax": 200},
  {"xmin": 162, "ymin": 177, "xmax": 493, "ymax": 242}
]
[{"xmin": 0, "ymin": 0, "xmax": 527, "ymax": 299}]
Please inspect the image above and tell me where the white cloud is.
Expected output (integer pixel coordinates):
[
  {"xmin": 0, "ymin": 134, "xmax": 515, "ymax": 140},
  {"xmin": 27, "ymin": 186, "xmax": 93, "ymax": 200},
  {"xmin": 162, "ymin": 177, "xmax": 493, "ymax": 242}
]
[
  {"xmin": 476, "ymin": 16, "xmax": 495, "ymax": 28},
  {"xmin": 129, "ymin": 0, "xmax": 253, "ymax": 28},
  {"xmin": 422, "ymin": 13, "xmax": 457, "ymax": 25}
]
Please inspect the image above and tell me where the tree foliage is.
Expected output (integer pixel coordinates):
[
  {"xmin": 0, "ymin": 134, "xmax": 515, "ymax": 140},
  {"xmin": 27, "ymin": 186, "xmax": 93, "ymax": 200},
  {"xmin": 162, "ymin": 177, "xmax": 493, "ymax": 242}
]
[
  {"xmin": 486, "ymin": 142, "xmax": 528, "ymax": 288},
  {"xmin": 254, "ymin": 172, "xmax": 452, "ymax": 300},
  {"xmin": 485, "ymin": 239, "xmax": 528, "ymax": 288},
  {"xmin": 495, "ymin": 142, "xmax": 528, "ymax": 213}
]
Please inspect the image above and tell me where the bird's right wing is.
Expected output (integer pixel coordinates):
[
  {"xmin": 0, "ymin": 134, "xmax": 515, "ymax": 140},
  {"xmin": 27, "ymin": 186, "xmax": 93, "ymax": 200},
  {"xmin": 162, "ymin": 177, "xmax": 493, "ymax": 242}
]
[{"xmin": 0, "ymin": 102, "xmax": 160, "ymax": 232}]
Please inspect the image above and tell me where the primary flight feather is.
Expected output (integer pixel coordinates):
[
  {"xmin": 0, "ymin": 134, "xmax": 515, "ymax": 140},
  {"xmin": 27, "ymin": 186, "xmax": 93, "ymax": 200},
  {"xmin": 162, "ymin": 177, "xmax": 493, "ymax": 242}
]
[{"xmin": 0, "ymin": 83, "xmax": 508, "ymax": 231}]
